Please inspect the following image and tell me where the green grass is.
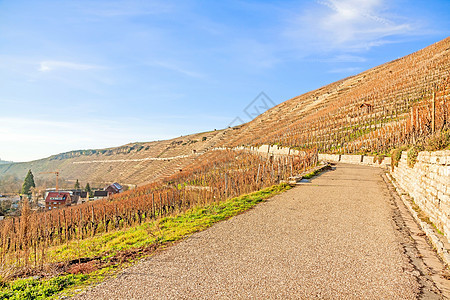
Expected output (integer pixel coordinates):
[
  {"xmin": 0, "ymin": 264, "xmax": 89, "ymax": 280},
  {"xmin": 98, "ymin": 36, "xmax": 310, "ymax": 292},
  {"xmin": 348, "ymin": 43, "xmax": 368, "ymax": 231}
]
[
  {"xmin": 302, "ymin": 168, "xmax": 322, "ymax": 179},
  {"xmin": 0, "ymin": 274, "xmax": 88, "ymax": 300},
  {"xmin": 1, "ymin": 183, "xmax": 291, "ymax": 299},
  {"xmin": 407, "ymin": 145, "xmax": 424, "ymax": 168},
  {"xmin": 432, "ymin": 224, "xmax": 444, "ymax": 236}
]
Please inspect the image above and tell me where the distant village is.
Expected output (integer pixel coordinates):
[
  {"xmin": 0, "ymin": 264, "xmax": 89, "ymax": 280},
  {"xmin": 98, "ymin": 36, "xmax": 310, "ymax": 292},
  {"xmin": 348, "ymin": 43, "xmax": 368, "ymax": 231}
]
[
  {"xmin": 0, "ymin": 181, "xmax": 125, "ymax": 219},
  {"xmin": 43, "ymin": 182, "xmax": 124, "ymax": 210}
]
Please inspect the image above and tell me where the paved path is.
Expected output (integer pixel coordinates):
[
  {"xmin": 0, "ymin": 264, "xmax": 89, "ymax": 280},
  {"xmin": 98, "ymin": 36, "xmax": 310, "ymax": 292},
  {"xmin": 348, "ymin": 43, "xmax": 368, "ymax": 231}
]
[{"xmin": 76, "ymin": 163, "xmax": 439, "ymax": 299}]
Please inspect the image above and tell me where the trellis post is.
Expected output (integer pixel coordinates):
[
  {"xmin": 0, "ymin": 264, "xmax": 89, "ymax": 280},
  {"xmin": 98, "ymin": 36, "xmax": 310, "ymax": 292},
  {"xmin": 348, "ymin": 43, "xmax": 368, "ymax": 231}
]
[{"xmin": 432, "ymin": 90, "xmax": 436, "ymax": 133}]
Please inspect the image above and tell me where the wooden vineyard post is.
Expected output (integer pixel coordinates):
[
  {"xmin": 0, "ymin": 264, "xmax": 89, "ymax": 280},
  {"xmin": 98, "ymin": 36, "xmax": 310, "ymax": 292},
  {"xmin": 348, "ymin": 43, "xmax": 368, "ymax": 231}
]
[
  {"xmin": 115, "ymin": 205, "xmax": 119, "ymax": 229},
  {"xmin": 167, "ymin": 191, "xmax": 171, "ymax": 214},
  {"xmin": 103, "ymin": 206, "xmax": 108, "ymax": 233},
  {"xmin": 255, "ymin": 164, "xmax": 260, "ymax": 186},
  {"xmin": 152, "ymin": 194, "xmax": 155, "ymax": 219},
  {"xmin": 91, "ymin": 206, "xmax": 95, "ymax": 236},
  {"xmin": 432, "ymin": 90, "xmax": 436, "ymax": 133},
  {"xmin": 290, "ymin": 158, "xmax": 293, "ymax": 178},
  {"xmin": 159, "ymin": 193, "xmax": 163, "ymax": 217},
  {"xmin": 79, "ymin": 209, "xmax": 83, "ymax": 240},
  {"xmin": 411, "ymin": 106, "xmax": 415, "ymax": 144},
  {"xmin": 63, "ymin": 210, "xmax": 68, "ymax": 242},
  {"xmin": 225, "ymin": 173, "xmax": 228, "ymax": 199}
]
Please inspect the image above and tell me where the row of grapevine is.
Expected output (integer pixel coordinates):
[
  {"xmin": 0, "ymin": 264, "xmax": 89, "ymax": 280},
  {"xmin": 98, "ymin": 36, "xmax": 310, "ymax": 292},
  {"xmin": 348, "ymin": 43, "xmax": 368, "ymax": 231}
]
[
  {"xmin": 0, "ymin": 149, "xmax": 317, "ymax": 278},
  {"xmin": 223, "ymin": 38, "xmax": 450, "ymax": 154}
]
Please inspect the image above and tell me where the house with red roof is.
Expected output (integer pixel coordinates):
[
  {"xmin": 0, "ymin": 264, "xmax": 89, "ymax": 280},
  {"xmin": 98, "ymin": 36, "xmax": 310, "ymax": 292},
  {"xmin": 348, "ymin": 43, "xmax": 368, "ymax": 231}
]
[{"xmin": 45, "ymin": 191, "xmax": 71, "ymax": 210}]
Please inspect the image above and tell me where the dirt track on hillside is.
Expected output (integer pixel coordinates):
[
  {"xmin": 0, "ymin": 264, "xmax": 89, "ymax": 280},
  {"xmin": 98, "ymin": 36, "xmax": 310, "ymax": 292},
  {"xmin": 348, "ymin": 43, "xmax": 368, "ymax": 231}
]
[{"xmin": 75, "ymin": 163, "xmax": 445, "ymax": 299}]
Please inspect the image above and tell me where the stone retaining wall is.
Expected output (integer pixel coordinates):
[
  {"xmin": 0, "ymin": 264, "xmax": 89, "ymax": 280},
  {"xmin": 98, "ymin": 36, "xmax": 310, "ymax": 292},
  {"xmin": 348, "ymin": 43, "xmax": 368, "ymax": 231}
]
[
  {"xmin": 214, "ymin": 145, "xmax": 305, "ymax": 157},
  {"xmin": 318, "ymin": 153, "xmax": 391, "ymax": 167},
  {"xmin": 391, "ymin": 150, "xmax": 450, "ymax": 240},
  {"xmin": 318, "ymin": 154, "xmax": 341, "ymax": 162}
]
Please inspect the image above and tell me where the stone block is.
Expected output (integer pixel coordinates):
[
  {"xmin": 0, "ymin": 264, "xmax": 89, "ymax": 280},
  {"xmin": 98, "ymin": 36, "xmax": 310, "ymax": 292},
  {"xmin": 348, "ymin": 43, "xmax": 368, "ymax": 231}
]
[
  {"xmin": 318, "ymin": 154, "xmax": 341, "ymax": 162},
  {"xmin": 268, "ymin": 145, "xmax": 278, "ymax": 154},
  {"xmin": 444, "ymin": 166, "xmax": 450, "ymax": 177},
  {"xmin": 275, "ymin": 147, "xmax": 290, "ymax": 155},
  {"xmin": 443, "ymin": 252, "xmax": 450, "ymax": 265},
  {"xmin": 361, "ymin": 156, "xmax": 375, "ymax": 165},
  {"xmin": 430, "ymin": 155, "xmax": 439, "ymax": 164},
  {"xmin": 257, "ymin": 145, "xmax": 270, "ymax": 154},
  {"xmin": 435, "ymin": 150, "xmax": 450, "ymax": 157},
  {"xmin": 439, "ymin": 193, "xmax": 450, "ymax": 204},
  {"xmin": 340, "ymin": 155, "xmax": 363, "ymax": 164},
  {"xmin": 437, "ymin": 176, "xmax": 447, "ymax": 187},
  {"xmin": 437, "ymin": 156, "xmax": 447, "ymax": 165}
]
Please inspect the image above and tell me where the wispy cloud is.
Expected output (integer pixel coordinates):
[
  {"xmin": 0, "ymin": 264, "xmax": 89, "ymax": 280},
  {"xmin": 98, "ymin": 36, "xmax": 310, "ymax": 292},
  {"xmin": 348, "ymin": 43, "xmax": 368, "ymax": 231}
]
[
  {"xmin": 285, "ymin": 0, "xmax": 417, "ymax": 53},
  {"xmin": 38, "ymin": 61, "xmax": 101, "ymax": 72},
  {"xmin": 318, "ymin": 54, "xmax": 367, "ymax": 63},
  {"xmin": 328, "ymin": 67, "xmax": 362, "ymax": 73},
  {"xmin": 76, "ymin": 0, "xmax": 173, "ymax": 17},
  {"xmin": 150, "ymin": 61, "xmax": 205, "ymax": 78}
]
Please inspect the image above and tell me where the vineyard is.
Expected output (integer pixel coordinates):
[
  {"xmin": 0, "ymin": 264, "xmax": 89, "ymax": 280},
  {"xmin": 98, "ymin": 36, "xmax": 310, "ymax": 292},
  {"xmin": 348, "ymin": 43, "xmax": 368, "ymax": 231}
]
[
  {"xmin": 223, "ymin": 37, "xmax": 450, "ymax": 154},
  {"xmin": 1, "ymin": 37, "xmax": 450, "ymax": 287},
  {"xmin": 0, "ymin": 149, "xmax": 317, "ymax": 279}
]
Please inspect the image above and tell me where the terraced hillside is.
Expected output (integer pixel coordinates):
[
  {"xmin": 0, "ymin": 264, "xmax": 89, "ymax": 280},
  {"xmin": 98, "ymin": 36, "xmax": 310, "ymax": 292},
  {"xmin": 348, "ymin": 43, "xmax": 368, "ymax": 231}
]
[
  {"xmin": 1, "ymin": 37, "xmax": 449, "ymax": 189},
  {"xmin": 0, "ymin": 129, "xmax": 231, "ymax": 188},
  {"xmin": 222, "ymin": 37, "xmax": 450, "ymax": 153}
]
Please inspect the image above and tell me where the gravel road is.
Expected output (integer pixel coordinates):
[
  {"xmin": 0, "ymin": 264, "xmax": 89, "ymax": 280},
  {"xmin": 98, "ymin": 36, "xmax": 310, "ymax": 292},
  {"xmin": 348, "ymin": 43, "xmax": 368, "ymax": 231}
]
[{"xmin": 75, "ymin": 163, "xmax": 432, "ymax": 299}]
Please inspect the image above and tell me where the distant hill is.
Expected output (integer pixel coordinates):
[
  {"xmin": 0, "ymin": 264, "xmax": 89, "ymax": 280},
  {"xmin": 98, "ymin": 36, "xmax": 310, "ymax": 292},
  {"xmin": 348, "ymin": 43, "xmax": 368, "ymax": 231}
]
[
  {"xmin": 0, "ymin": 130, "xmax": 229, "ymax": 188},
  {"xmin": 0, "ymin": 160, "xmax": 13, "ymax": 165}
]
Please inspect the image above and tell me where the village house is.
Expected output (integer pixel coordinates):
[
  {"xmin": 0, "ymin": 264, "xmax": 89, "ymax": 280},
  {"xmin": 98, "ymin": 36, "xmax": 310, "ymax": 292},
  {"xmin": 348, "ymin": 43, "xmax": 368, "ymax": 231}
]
[
  {"xmin": 73, "ymin": 190, "xmax": 88, "ymax": 199},
  {"xmin": 45, "ymin": 191, "xmax": 71, "ymax": 210},
  {"xmin": 105, "ymin": 183, "xmax": 123, "ymax": 195},
  {"xmin": 92, "ymin": 183, "xmax": 123, "ymax": 200},
  {"xmin": 93, "ymin": 190, "xmax": 108, "ymax": 200},
  {"xmin": 72, "ymin": 190, "xmax": 88, "ymax": 204}
]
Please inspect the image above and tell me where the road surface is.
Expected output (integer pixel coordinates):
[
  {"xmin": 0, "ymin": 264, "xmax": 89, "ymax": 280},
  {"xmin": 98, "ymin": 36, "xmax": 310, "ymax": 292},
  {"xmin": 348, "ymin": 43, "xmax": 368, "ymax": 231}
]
[{"xmin": 76, "ymin": 163, "xmax": 446, "ymax": 299}]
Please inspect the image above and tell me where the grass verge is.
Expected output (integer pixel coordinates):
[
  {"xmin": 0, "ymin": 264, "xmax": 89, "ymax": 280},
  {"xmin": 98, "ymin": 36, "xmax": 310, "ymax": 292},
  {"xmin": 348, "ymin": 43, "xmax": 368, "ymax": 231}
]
[
  {"xmin": 0, "ymin": 183, "xmax": 291, "ymax": 299},
  {"xmin": 302, "ymin": 168, "xmax": 322, "ymax": 179},
  {"xmin": 301, "ymin": 163, "xmax": 328, "ymax": 180}
]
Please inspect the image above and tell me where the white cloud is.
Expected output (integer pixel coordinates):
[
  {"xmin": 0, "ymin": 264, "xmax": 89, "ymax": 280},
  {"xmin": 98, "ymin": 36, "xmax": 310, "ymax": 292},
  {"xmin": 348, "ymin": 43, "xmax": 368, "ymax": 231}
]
[
  {"xmin": 38, "ymin": 61, "xmax": 100, "ymax": 72},
  {"xmin": 285, "ymin": 0, "xmax": 416, "ymax": 53},
  {"xmin": 318, "ymin": 54, "xmax": 367, "ymax": 62},
  {"xmin": 328, "ymin": 67, "xmax": 362, "ymax": 73}
]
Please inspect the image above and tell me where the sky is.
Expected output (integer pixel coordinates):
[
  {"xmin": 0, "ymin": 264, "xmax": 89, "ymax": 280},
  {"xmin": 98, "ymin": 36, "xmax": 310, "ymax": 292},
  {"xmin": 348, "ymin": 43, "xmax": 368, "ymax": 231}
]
[{"xmin": 0, "ymin": 0, "xmax": 449, "ymax": 162}]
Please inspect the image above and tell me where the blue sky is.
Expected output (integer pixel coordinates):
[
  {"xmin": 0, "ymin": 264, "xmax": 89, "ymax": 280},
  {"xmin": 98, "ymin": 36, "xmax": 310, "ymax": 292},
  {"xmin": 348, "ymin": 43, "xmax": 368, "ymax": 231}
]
[{"xmin": 0, "ymin": 0, "xmax": 449, "ymax": 162}]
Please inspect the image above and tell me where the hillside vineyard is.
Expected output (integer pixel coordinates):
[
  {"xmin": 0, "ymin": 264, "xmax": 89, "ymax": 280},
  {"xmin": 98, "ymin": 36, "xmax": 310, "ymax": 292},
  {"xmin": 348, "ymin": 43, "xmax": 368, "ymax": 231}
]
[{"xmin": 223, "ymin": 37, "xmax": 450, "ymax": 154}]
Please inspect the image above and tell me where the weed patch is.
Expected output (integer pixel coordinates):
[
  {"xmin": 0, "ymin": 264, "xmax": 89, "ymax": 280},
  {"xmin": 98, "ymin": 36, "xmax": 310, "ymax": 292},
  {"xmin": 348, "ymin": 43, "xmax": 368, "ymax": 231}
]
[
  {"xmin": 407, "ymin": 145, "xmax": 424, "ymax": 168},
  {"xmin": 424, "ymin": 130, "xmax": 450, "ymax": 151},
  {"xmin": 302, "ymin": 169, "xmax": 320, "ymax": 179},
  {"xmin": 0, "ymin": 274, "xmax": 88, "ymax": 300}
]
